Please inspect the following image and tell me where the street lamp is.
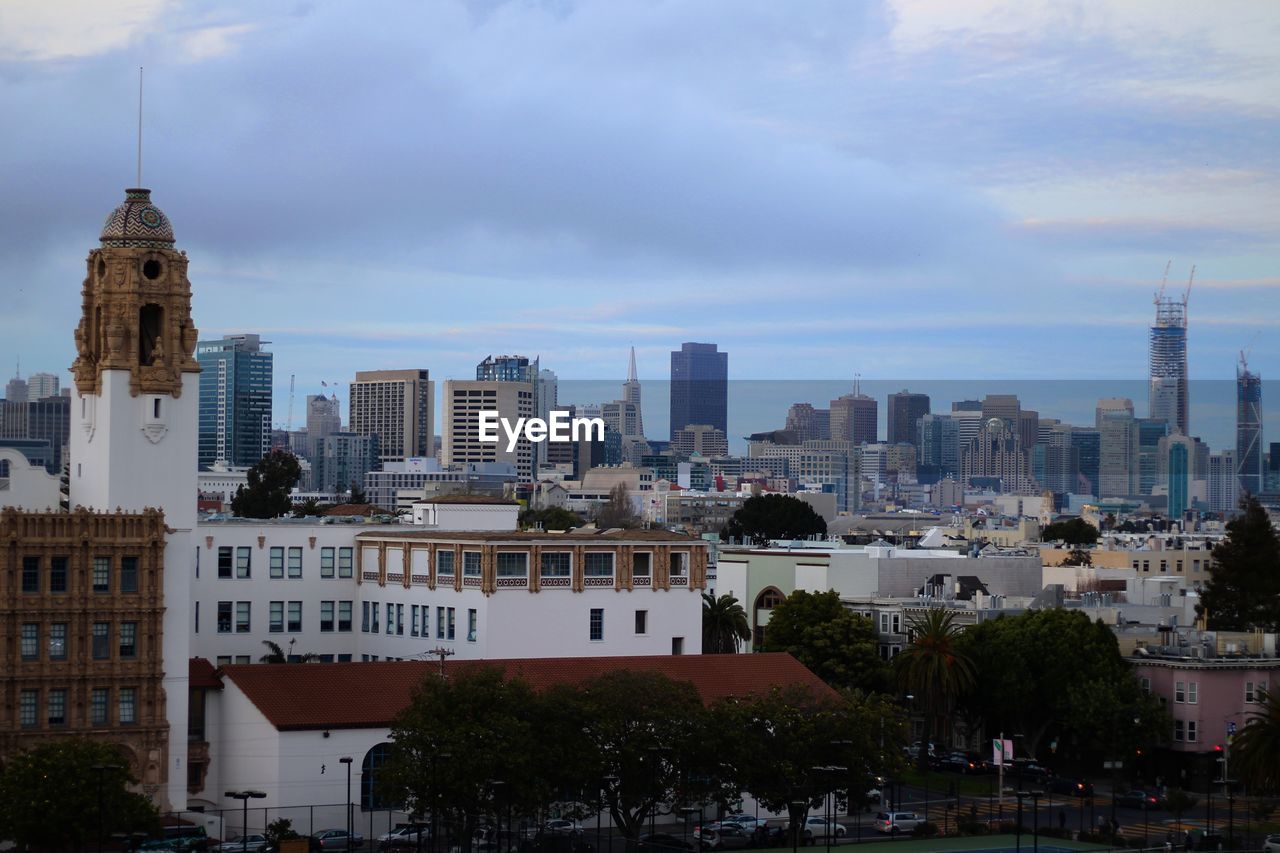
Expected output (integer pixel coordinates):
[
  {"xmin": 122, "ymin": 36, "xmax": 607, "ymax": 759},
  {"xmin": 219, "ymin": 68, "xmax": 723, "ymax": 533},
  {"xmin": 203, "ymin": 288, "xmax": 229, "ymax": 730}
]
[
  {"xmin": 339, "ymin": 757, "xmax": 354, "ymax": 853},
  {"xmin": 225, "ymin": 791, "xmax": 267, "ymax": 853},
  {"xmin": 92, "ymin": 763, "xmax": 123, "ymax": 853}
]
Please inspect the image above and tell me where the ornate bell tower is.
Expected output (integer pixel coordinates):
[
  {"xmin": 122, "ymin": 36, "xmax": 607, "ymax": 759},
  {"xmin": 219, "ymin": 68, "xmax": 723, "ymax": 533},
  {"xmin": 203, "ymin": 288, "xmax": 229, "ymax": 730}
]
[{"xmin": 69, "ymin": 187, "xmax": 198, "ymax": 811}]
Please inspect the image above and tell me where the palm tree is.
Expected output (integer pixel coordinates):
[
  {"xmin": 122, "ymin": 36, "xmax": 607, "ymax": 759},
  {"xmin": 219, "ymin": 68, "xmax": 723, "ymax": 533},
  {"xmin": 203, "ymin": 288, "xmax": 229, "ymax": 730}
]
[
  {"xmin": 259, "ymin": 639, "xmax": 319, "ymax": 664},
  {"xmin": 1231, "ymin": 686, "xmax": 1280, "ymax": 793},
  {"xmin": 895, "ymin": 608, "xmax": 975, "ymax": 769},
  {"xmin": 702, "ymin": 593, "xmax": 751, "ymax": 654}
]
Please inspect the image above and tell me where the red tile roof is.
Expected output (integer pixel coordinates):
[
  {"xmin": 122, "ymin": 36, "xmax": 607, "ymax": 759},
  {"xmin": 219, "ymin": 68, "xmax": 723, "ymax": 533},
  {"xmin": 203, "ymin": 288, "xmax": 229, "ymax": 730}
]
[
  {"xmin": 220, "ymin": 654, "xmax": 834, "ymax": 731},
  {"xmin": 189, "ymin": 657, "xmax": 222, "ymax": 689}
]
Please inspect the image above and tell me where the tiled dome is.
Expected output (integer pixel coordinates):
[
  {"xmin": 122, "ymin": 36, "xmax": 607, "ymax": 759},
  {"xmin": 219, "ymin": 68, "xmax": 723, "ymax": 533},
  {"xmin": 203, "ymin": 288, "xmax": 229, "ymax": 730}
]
[{"xmin": 100, "ymin": 188, "xmax": 175, "ymax": 248}]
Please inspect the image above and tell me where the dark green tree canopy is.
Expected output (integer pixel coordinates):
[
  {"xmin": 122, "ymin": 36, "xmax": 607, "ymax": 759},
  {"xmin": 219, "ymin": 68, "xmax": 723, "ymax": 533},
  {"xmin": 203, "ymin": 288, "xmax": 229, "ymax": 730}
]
[
  {"xmin": 1040, "ymin": 517, "xmax": 1099, "ymax": 545},
  {"xmin": 1197, "ymin": 496, "xmax": 1280, "ymax": 631},
  {"xmin": 702, "ymin": 593, "xmax": 751, "ymax": 654},
  {"xmin": 231, "ymin": 449, "xmax": 302, "ymax": 519},
  {"xmin": 0, "ymin": 738, "xmax": 159, "ymax": 852},
  {"xmin": 758, "ymin": 589, "xmax": 890, "ymax": 693},
  {"xmin": 518, "ymin": 506, "xmax": 584, "ymax": 531},
  {"xmin": 720, "ymin": 494, "xmax": 827, "ymax": 544}
]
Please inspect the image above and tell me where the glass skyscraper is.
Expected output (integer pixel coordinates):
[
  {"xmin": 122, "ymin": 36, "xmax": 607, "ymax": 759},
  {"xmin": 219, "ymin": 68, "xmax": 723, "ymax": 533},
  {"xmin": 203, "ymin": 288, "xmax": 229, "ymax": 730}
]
[
  {"xmin": 1149, "ymin": 294, "xmax": 1189, "ymax": 435},
  {"xmin": 1237, "ymin": 360, "xmax": 1263, "ymax": 496},
  {"xmin": 669, "ymin": 342, "xmax": 727, "ymax": 440},
  {"xmin": 197, "ymin": 334, "xmax": 273, "ymax": 468}
]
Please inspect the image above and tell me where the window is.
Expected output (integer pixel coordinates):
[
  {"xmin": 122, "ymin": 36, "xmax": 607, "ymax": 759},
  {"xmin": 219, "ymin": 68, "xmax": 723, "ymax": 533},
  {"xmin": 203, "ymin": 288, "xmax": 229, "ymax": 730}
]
[
  {"xmin": 321, "ymin": 547, "xmax": 335, "ymax": 578},
  {"xmin": 670, "ymin": 552, "xmax": 688, "ymax": 576},
  {"xmin": 19, "ymin": 690, "xmax": 37, "ymax": 728},
  {"xmin": 411, "ymin": 605, "xmax": 420, "ymax": 637},
  {"xmin": 235, "ymin": 601, "xmax": 251, "ymax": 633},
  {"xmin": 120, "ymin": 556, "xmax": 138, "ymax": 592},
  {"xmin": 92, "ymin": 557, "xmax": 111, "ymax": 592},
  {"xmin": 635, "ymin": 610, "xmax": 648, "ymax": 635},
  {"xmin": 1175, "ymin": 682, "xmax": 1186, "ymax": 703},
  {"xmin": 338, "ymin": 601, "xmax": 353, "ymax": 632},
  {"xmin": 447, "ymin": 607, "xmax": 455, "ymax": 640},
  {"xmin": 1173, "ymin": 719, "xmax": 1185, "ymax": 742},
  {"xmin": 468, "ymin": 609, "xmax": 477, "ymax": 642},
  {"xmin": 584, "ymin": 553, "xmax": 614, "ymax": 577},
  {"xmin": 1140, "ymin": 677, "xmax": 1151, "ymax": 693},
  {"xmin": 496, "ymin": 552, "xmax": 527, "ymax": 578},
  {"xmin": 386, "ymin": 603, "xmax": 395, "ymax": 635},
  {"xmin": 438, "ymin": 551, "xmax": 457, "ymax": 577},
  {"xmin": 119, "ymin": 687, "xmax": 137, "ymax": 724},
  {"xmin": 92, "ymin": 622, "xmax": 110, "ymax": 659},
  {"xmin": 50, "ymin": 556, "xmax": 68, "ymax": 593},
  {"xmin": 338, "ymin": 547, "xmax": 353, "ymax": 578},
  {"xmin": 49, "ymin": 623, "xmax": 67, "ymax": 660},
  {"xmin": 216, "ymin": 656, "xmax": 232, "ymax": 666},
  {"xmin": 21, "ymin": 623, "xmax": 39, "ymax": 660},
  {"xmin": 236, "ymin": 547, "xmax": 251, "ymax": 579},
  {"xmin": 288, "ymin": 601, "xmax": 302, "ymax": 632},
  {"xmin": 194, "ymin": 600, "xmax": 200, "ymax": 633},
  {"xmin": 22, "ymin": 556, "xmax": 40, "ymax": 593},
  {"xmin": 218, "ymin": 546, "xmax": 233, "ymax": 578},
  {"xmin": 119, "ymin": 622, "xmax": 137, "ymax": 659},
  {"xmin": 589, "ymin": 608, "xmax": 604, "ymax": 641},
  {"xmin": 270, "ymin": 547, "xmax": 284, "ymax": 579},
  {"xmin": 217, "ymin": 601, "xmax": 233, "ymax": 633},
  {"xmin": 321, "ymin": 601, "xmax": 335, "ymax": 632},
  {"xmin": 541, "ymin": 552, "xmax": 571, "ymax": 577},
  {"xmin": 371, "ymin": 602, "xmax": 379, "ymax": 633},
  {"xmin": 269, "ymin": 601, "xmax": 284, "ymax": 633},
  {"xmin": 338, "ymin": 653, "xmax": 352, "ymax": 662},
  {"xmin": 672, "ymin": 637, "xmax": 684, "ymax": 655},
  {"xmin": 1187, "ymin": 682, "xmax": 1198, "ymax": 704},
  {"xmin": 234, "ymin": 655, "xmax": 250, "ymax": 664},
  {"xmin": 1186, "ymin": 720, "xmax": 1198, "ymax": 742},
  {"xmin": 463, "ymin": 551, "xmax": 481, "ymax": 577},
  {"xmin": 436, "ymin": 607, "xmax": 445, "ymax": 640},
  {"xmin": 48, "ymin": 689, "xmax": 66, "ymax": 726},
  {"xmin": 632, "ymin": 552, "xmax": 651, "ymax": 577},
  {"xmin": 288, "ymin": 547, "xmax": 303, "ymax": 578},
  {"xmin": 361, "ymin": 601, "xmax": 370, "ymax": 633},
  {"xmin": 91, "ymin": 688, "xmax": 109, "ymax": 725}
]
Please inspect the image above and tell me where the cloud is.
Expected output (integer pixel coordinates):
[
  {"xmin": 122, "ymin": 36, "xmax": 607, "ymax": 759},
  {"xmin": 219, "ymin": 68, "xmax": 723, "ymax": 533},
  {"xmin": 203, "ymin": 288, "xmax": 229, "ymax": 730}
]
[
  {"xmin": 0, "ymin": 0, "xmax": 171, "ymax": 61},
  {"xmin": 177, "ymin": 23, "xmax": 255, "ymax": 61}
]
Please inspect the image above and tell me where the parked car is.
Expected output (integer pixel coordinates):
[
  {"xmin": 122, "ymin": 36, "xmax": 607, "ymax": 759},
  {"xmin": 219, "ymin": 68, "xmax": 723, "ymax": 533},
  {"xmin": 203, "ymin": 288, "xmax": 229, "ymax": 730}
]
[
  {"xmin": 379, "ymin": 825, "xmax": 430, "ymax": 850},
  {"xmin": 1047, "ymin": 776, "xmax": 1094, "ymax": 797},
  {"xmin": 1114, "ymin": 790, "xmax": 1163, "ymax": 810},
  {"xmin": 541, "ymin": 820, "xmax": 583, "ymax": 837},
  {"xmin": 1010, "ymin": 759, "xmax": 1052, "ymax": 783},
  {"xmin": 796, "ymin": 818, "xmax": 845, "ymax": 842},
  {"xmin": 691, "ymin": 823, "xmax": 723, "ymax": 842},
  {"xmin": 637, "ymin": 834, "xmax": 696, "ymax": 853},
  {"xmin": 152, "ymin": 826, "xmax": 210, "ymax": 853},
  {"xmin": 698, "ymin": 825, "xmax": 752, "ymax": 851},
  {"xmin": 214, "ymin": 836, "xmax": 269, "ymax": 853},
  {"xmin": 313, "ymin": 830, "xmax": 363, "ymax": 850},
  {"xmin": 1261, "ymin": 833, "xmax": 1280, "ymax": 853},
  {"xmin": 720, "ymin": 815, "xmax": 767, "ymax": 832},
  {"xmin": 873, "ymin": 812, "xmax": 923, "ymax": 835}
]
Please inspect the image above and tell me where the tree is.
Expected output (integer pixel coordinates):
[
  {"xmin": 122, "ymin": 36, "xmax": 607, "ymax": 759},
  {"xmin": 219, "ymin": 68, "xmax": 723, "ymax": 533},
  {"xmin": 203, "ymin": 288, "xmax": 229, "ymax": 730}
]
[
  {"xmin": 0, "ymin": 738, "xmax": 160, "ymax": 852},
  {"xmin": 1197, "ymin": 496, "xmax": 1280, "ymax": 631},
  {"xmin": 720, "ymin": 494, "xmax": 826, "ymax": 545},
  {"xmin": 348, "ymin": 481, "xmax": 368, "ymax": 504},
  {"xmin": 758, "ymin": 590, "xmax": 890, "ymax": 693},
  {"xmin": 1230, "ymin": 686, "xmax": 1280, "ymax": 793},
  {"xmin": 518, "ymin": 506, "xmax": 583, "ymax": 531},
  {"xmin": 702, "ymin": 593, "xmax": 750, "ymax": 654},
  {"xmin": 595, "ymin": 484, "xmax": 642, "ymax": 529},
  {"xmin": 231, "ymin": 449, "xmax": 302, "ymax": 519},
  {"xmin": 1039, "ymin": 518, "xmax": 1099, "ymax": 545},
  {"xmin": 259, "ymin": 639, "xmax": 319, "ymax": 663},
  {"xmin": 1061, "ymin": 547, "xmax": 1093, "ymax": 567},
  {"xmin": 895, "ymin": 608, "xmax": 975, "ymax": 770},
  {"xmin": 294, "ymin": 497, "xmax": 323, "ymax": 517}
]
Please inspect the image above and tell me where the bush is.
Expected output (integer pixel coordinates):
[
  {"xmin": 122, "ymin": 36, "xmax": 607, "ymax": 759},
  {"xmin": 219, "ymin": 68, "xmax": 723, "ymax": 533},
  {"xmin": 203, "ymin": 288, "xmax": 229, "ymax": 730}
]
[
  {"xmin": 910, "ymin": 822, "xmax": 939, "ymax": 838},
  {"xmin": 956, "ymin": 821, "xmax": 987, "ymax": 836}
]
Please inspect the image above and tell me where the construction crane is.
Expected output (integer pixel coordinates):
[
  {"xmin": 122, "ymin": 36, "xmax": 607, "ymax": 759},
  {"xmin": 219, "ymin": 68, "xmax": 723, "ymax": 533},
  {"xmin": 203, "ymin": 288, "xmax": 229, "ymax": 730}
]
[
  {"xmin": 1154, "ymin": 259, "xmax": 1172, "ymax": 304},
  {"xmin": 1184, "ymin": 265, "xmax": 1195, "ymax": 305},
  {"xmin": 285, "ymin": 374, "xmax": 296, "ymax": 433}
]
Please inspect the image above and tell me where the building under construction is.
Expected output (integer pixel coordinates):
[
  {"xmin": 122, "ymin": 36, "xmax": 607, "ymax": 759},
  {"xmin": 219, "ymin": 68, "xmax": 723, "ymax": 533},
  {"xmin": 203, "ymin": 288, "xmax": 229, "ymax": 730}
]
[{"xmin": 1149, "ymin": 267, "xmax": 1192, "ymax": 436}]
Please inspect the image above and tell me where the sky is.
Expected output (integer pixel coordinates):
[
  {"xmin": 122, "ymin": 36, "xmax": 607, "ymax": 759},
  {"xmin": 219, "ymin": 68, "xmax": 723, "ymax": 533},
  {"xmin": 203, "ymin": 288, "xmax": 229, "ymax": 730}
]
[{"xmin": 1, "ymin": 0, "xmax": 1278, "ymax": 436}]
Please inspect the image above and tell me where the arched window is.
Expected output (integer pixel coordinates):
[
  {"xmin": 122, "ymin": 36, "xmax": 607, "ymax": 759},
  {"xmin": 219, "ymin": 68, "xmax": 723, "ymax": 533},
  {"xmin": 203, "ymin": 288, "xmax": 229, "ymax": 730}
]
[
  {"xmin": 139, "ymin": 303, "xmax": 163, "ymax": 365},
  {"xmin": 752, "ymin": 587, "xmax": 785, "ymax": 649},
  {"xmin": 361, "ymin": 742, "xmax": 397, "ymax": 811},
  {"xmin": 0, "ymin": 458, "xmax": 10, "ymax": 482}
]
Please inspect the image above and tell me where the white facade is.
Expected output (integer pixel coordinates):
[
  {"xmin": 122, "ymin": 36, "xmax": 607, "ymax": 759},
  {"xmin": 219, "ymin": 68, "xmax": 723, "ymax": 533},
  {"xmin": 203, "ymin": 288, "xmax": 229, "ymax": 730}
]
[
  {"xmin": 0, "ymin": 446, "xmax": 61, "ymax": 510},
  {"xmin": 410, "ymin": 500, "xmax": 519, "ymax": 530}
]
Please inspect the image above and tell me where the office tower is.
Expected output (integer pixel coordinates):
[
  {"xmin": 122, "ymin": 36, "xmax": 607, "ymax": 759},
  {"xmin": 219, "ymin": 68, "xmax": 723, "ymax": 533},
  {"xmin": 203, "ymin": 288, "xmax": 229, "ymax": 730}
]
[
  {"xmin": 952, "ymin": 400, "xmax": 982, "ymax": 412},
  {"xmin": 830, "ymin": 382, "xmax": 877, "ymax": 445},
  {"xmin": 196, "ymin": 334, "xmax": 273, "ymax": 468},
  {"xmin": 26, "ymin": 395, "xmax": 70, "ymax": 472},
  {"xmin": 750, "ymin": 438, "xmax": 860, "ymax": 512},
  {"xmin": 672, "ymin": 424, "xmax": 729, "ymax": 458},
  {"xmin": 476, "ymin": 354, "xmax": 536, "ymax": 382},
  {"xmin": 27, "ymin": 372, "xmax": 59, "ymax": 400},
  {"xmin": 1265, "ymin": 442, "xmax": 1280, "ymax": 493},
  {"xmin": 917, "ymin": 414, "xmax": 960, "ymax": 481},
  {"xmin": 669, "ymin": 343, "xmax": 727, "ymax": 439},
  {"xmin": 443, "ymin": 378, "xmax": 535, "ymax": 481},
  {"xmin": 962, "ymin": 416, "xmax": 1036, "ymax": 494},
  {"xmin": 5, "ymin": 373, "xmax": 27, "ymax": 404},
  {"xmin": 785, "ymin": 403, "xmax": 830, "ymax": 442},
  {"xmin": 1137, "ymin": 418, "xmax": 1170, "ymax": 495},
  {"xmin": 981, "ymin": 394, "xmax": 1020, "ymax": 426},
  {"xmin": 1160, "ymin": 434, "xmax": 1196, "ymax": 518},
  {"xmin": 1237, "ymin": 357, "xmax": 1263, "ymax": 496},
  {"xmin": 1072, "ymin": 427, "xmax": 1101, "ymax": 496},
  {"xmin": 1018, "ymin": 410, "xmax": 1039, "ymax": 451},
  {"xmin": 953, "ymin": 409, "xmax": 984, "ymax": 455},
  {"xmin": 305, "ymin": 394, "xmax": 342, "ymax": 452},
  {"xmin": 1035, "ymin": 422, "xmax": 1078, "ymax": 497},
  {"xmin": 314, "ymin": 432, "xmax": 380, "ymax": 495},
  {"xmin": 348, "ymin": 369, "xmax": 433, "ymax": 466},
  {"xmin": 622, "ymin": 348, "xmax": 644, "ymax": 438},
  {"xmin": 1097, "ymin": 398, "xmax": 1138, "ymax": 497},
  {"xmin": 1207, "ymin": 451, "xmax": 1239, "ymax": 512},
  {"xmin": 887, "ymin": 390, "xmax": 930, "ymax": 446},
  {"xmin": 1150, "ymin": 287, "xmax": 1190, "ymax": 435}
]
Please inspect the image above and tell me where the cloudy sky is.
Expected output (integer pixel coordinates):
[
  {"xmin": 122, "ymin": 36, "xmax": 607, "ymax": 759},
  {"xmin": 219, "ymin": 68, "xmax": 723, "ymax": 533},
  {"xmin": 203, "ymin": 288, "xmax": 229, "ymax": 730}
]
[{"xmin": 1, "ymin": 0, "xmax": 1277, "ymax": 431}]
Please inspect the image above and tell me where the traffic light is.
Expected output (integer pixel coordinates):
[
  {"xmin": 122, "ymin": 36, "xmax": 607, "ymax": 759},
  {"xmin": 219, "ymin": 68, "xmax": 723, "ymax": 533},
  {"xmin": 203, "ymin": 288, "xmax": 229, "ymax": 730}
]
[{"xmin": 1213, "ymin": 744, "xmax": 1223, "ymax": 753}]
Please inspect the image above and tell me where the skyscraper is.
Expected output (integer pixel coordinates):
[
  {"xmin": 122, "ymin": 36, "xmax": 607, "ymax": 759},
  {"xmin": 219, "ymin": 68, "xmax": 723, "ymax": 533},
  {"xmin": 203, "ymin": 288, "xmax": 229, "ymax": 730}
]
[
  {"xmin": 27, "ymin": 372, "xmax": 59, "ymax": 400},
  {"xmin": 1236, "ymin": 356, "xmax": 1263, "ymax": 496},
  {"xmin": 622, "ymin": 347, "xmax": 644, "ymax": 439},
  {"xmin": 830, "ymin": 381, "xmax": 877, "ymax": 445},
  {"xmin": 887, "ymin": 390, "xmax": 930, "ymax": 446},
  {"xmin": 196, "ymin": 333, "xmax": 273, "ymax": 468},
  {"xmin": 1150, "ymin": 287, "xmax": 1190, "ymax": 435},
  {"xmin": 348, "ymin": 369, "xmax": 433, "ymax": 466},
  {"xmin": 1096, "ymin": 398, "xmax": 1137, "ymax": 497},
  {"xmin": 442, "ymin": 378, "xmax": 535, "ymax": 481},
  {"xmin": 785, "ymin": 403, "xmax": 830, "ymax": 442},
  {"xmin": 917, "ymin": 413, "xmax": 960, "ymax": 481},
  {"xmin": 669, "ymin": 343, "xmax": 727, "ymax": 439}
]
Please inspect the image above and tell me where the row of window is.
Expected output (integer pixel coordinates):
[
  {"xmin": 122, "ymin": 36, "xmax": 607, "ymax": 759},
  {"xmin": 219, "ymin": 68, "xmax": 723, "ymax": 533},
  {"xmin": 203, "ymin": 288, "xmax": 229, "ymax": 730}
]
[
  {"xmin": 359, "ymin": 603, "xmax": 479, "ymax": 642},
  {"xmin": 18, "ymin": 686, "xmax": 137, "ymax": 728},
  {"xmin": 19, "ymin": 555, "xmax": 140, "ymax": 594},
  {"xmin": 1141, "ymin": 678, "xmax": 1268, "ymax": 705},
  {"xmin": 1131, "ymin": 558, "xmax": 1212, "ymax": 574},
  {"xmin": 216, "ymin": 654, "xmax": 354, "ymax": 665},
  {"xmin": 213, "ymin": 601, "xmax": 359, "ymax": 633},
  {"xmin": 20, "ymin": 621, "xmax": 138, "ymax": 661},
  {"xmin": 216, "ymin": 546, "xmax": 354, "ymax": 580}
]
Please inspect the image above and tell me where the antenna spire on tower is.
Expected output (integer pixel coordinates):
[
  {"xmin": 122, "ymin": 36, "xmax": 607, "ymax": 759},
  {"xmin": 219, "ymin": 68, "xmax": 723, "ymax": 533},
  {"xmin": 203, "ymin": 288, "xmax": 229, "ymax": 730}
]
[
  {"xmin": 627, "ymin": 346, "xmax": 638, "ymax": 383},
  {"xmin": 136, "ymin": 67, "xmax": 144, "ymax": 187}
]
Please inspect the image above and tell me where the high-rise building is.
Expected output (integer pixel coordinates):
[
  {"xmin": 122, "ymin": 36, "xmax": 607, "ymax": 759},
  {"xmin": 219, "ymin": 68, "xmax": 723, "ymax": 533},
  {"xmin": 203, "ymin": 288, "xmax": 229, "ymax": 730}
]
[
  {"xmin": 305, "ymin": 394, "xmax": 342, "ymax": 457},
  {"xmin": 27, "ymin": 372, "xmax": 59, "ymax": 400},
  {"xmin": 348, "ymin": 369, "xmax": 433, "ymax": 466},
  {"xmin": 887, "ymin": 390, "xmax": 930, "ymax": 446},
  {"xmin": 830, "ymin": 383, "xmax": 877, "ymax": 445},
  {"xmin": 1236, "ymin": 357, "xmax": 1263, "ymax": 497},
  {"xmin": 5, "ymin": 373, "xmax": 28, "ymax": 404},
  {"xmin": 1150, "ymin": 289, "xmax": 1190, "ymax": 435},
  {"xmin": 1208, "ymin": 450, "xmax": 1239, "ymax": 512},
  {"xmin": 26, "ymin": 395, "xmax": 70, "ymax": 472},
  {"xmin": 314, "ymin": 432, "xmax": 380, "ymax": 496},
  {"xmin": 784, "ymin": 403, "xmax": 830, "ymax": 442},
  {"xmin": 1097, "ymin": 398, "xmax": 1137, "ymax": 497},
  {"xmin": 1072, "ymin": 427, "xmax": 1101, "ymax": 496},
  {"xmin": 917, "ymin": 414, "xmax": 960, "ymax": 481},
  {"xmin": 1265, "ymin": 442, "xmax": 1280, "ymax": 493},
  {"xmin": 1136, "ymin": 417, "xmax": 1170, "ymax": 495},
  {"xmin": 442, "ymin": 379, "xmax": 535, "ymax": 481},
  {"xmin": 669, "ymin": 343, "xmax": 727, "ymax": 439},
  {"xmin": 476, "ymin": 354, "xmax": 536, "ymax": 383},
  {"xmin": 196, "ymin": 334, "xmax": 273, "ymax": 468},
  {"xmin": 981, "ymin": 394, "xmax": 1021, "ymax": 425},
  {"xmin": 622, "ymin": 347, "xmax": 644, "ymax": 438},
  {"xmin": 672, "ymin": 424, "xmax": 729, "ymax": 458},
  {"xmin": 1160, "ymin": 434, "xmax": 1196, "ymax": 518},
  {"xmin": 962, "ymin": 416, "xmax": 1036, "ymax": 494}
]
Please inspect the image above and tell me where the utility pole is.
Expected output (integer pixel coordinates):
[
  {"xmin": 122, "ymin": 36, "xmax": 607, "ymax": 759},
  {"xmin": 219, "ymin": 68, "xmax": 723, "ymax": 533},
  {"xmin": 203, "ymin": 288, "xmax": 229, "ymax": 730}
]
[{"xmin": 428, "ymin": 646, "xmax": 455, "ymax": 677}]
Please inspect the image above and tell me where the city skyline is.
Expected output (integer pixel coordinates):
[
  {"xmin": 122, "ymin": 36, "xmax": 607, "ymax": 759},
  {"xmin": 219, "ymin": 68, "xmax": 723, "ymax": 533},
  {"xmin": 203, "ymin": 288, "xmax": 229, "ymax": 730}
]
[{"xmin": 1, "ymin": 1, "xmax": 1278, "ymax": 413}]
